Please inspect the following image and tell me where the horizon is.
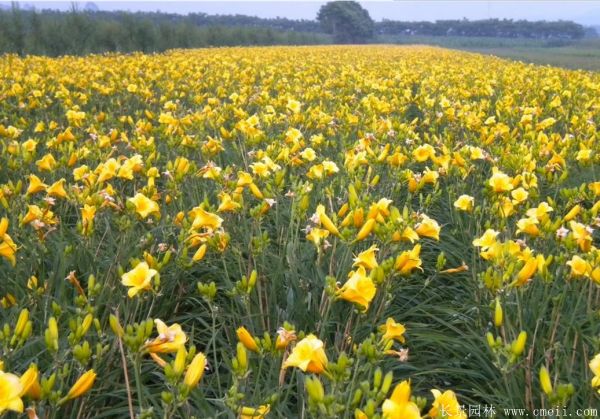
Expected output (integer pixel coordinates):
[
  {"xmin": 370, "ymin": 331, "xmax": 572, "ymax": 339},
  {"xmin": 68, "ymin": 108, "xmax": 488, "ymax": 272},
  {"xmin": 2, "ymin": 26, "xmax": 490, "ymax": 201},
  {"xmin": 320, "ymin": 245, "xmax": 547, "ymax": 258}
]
[{"xmin": 2, "ymin": 1, "xmax": 600, "ymax": 25}]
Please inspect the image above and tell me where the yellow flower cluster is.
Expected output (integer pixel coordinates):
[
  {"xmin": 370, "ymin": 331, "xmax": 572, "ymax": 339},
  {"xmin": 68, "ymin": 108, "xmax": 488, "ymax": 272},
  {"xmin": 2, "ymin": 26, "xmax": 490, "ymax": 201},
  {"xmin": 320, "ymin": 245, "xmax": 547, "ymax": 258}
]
[{"xmin": 0, "ymin": 45, "xmax": 598, "ymax": 416}]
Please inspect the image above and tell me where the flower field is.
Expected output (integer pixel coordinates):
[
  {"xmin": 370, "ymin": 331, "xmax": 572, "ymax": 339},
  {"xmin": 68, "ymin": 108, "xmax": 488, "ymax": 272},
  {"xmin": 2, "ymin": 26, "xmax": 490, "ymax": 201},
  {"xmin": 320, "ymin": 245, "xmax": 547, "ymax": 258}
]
[{"xmin": 0, "ymin": 45, "xmax": 599, "ymax": 418}]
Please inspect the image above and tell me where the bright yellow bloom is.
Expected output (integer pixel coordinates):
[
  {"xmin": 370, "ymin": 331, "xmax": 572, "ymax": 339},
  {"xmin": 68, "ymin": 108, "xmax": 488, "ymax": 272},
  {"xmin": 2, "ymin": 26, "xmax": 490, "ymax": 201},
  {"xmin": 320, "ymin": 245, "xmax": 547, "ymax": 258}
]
[
  {"xmin": 121, "ymin": 261, "xmax": 157, "ymax": 298},
  {"xmin": 19, "ymin": 364, "xmax": 41, "ymax": 400},
  {"xmin": 0, "ymin": 218, "xmax": 17, "ymax": 266},
  {"xmin": 237, "ymin": 327, "xmax": 259, "ymax": 352},
  {"xmin": 183, "ymin": 352, "xmax": 207, "ymax": 389},
  {"xmin": 514, "ymin": 256, "xmax": 538, "ymax": 286},
  {"xmin": 380, "ymin": 317, "xmax": 406, "ymax": 343},
  {"xmin": 36, "ymin": 153, "xmax": 57, "ymax": 171},
  {"xmin": 26, "ymin": 174, "xmax": 47, "ymax": 195},
  {"xmin": 192, "ymin": 244, "xmax": 208, "ymax": 262},
  {"xmin": 128, "ymin": 193, "xmax": 160, "ymax": 219},
  {"xmin": 356, "ymin": 218, "xmax": 376, "ymax": 241},
  {"xmin": 413, "ymin": 144, "xmax": 435, "ymax": 162},
  {"xmin": 454, "ymin": 194, "xmax": 474, "ymax": 212},
  {"xmin": 315, "ymin": 204, "xmax": 340, "ymax": 236},
  {"xmin": 239, "ymin": 404, "xmax": 271, "ymax": 419},
  {"xmin": 352, "ymin": 245, "xmax": 379, "ymax": 270},
  {"xmin": 589, "ymin": 353, "xmax": 600, "ymax": 393},
  {"xmin": 488, "ymin": 169, "xmax": 513, "ymax": 193},
  {"xmin": 64, "ymin": 370, "xmax": 96, "ymax": 401},
  {"xmin": 415, "ymin": 215, "xmax": 440, "ymax": 240},
  {"xmin": 283, "ymin": 334, "xmax": 328, "ymax": 374},
  {"xmin": 570, "ymin": 221, "xmax": 593, "ymax": 252},
  {"xmin": 0, "ymin": 371, "xmax": 23, "ymax": 414},
  {"xmin": 566, "ymin": 255, "xmax": 591, "ymax": 277},
  {"xmin": 516, "ymin": 217, "xmax": 540, "ymax": 237},
  {"xmin": 429, "ymin": 389, "xmax": 466, "ymax": 419},
  {"xmin": 539, "ymin": 366, "xmax": 553, "ymax": 395},
  {"xmin": 394, "ymin": 244, "xmax": 423, "ymax": 275},
  {"xmin": 472, "ymin": 229, "xmax": 499, "ymax": 249},
  {"xmin": 145, "ymin": 319, "xmax": 187, "ymax": 353},
  {"xmin": 511, "ymin": 187, "xmax": 529, "ymax": 203},
  {"xmin": 217, "ymin": 192, "xmax": 241, "ymax": 212},
  {"xmin": 306, "ymin": 227, "xmax": 330, "ymax": 247},
  {"xmin": 337, "ymin": 266, "xmax": 377, "ymax": 311},
  {"xmin": 563, "ymin": 204, "xmax": 581, "ymax": 222},
  {"xmin": 189, "ymin": 207, "xmax": 223, "ymax": 232},
  {"xmin": 47, "ymin": 179, "xmax": 68, "ymax": 198},
  {"xmin": 382, "ymin": 380, "xmax": 421, "ymax": 419}
]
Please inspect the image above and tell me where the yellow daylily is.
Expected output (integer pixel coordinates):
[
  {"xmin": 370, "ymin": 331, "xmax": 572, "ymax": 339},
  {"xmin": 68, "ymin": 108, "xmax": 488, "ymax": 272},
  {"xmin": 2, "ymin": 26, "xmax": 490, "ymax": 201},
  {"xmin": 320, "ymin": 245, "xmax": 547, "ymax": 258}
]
[
  {"xmin": 337, "ymin": 266, "xmax": 377, "ymax": 311},
  {"xmin": 283, "ymin": 334, "xmax": 328, "ymax": 374},
  {"xmin": 121, "ymin": 261, "xmax": 157, "ymax": 298}
]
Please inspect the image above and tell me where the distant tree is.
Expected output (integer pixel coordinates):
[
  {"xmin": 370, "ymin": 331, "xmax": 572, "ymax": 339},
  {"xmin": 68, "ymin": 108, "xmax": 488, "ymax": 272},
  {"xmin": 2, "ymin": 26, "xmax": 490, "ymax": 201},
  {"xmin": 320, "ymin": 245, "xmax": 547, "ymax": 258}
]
[{"xmin": 317, "ymin": 1, "xmax": 374, "ymax": 44}]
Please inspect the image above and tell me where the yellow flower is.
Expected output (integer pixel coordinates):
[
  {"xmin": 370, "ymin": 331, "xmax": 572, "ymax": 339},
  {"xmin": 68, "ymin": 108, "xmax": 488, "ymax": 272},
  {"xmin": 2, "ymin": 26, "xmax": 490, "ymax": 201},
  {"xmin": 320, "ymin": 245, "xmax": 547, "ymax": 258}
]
[
  {"xmin": 145, "ymin": 319, "xmax": 187, "ymax": 353},
  {"xmin": 189, "ymin": 207, "xmax": 223, "ymax": 232},
  {"xmin": 394, "ymin": 244, "xmax": 423, "ymax": 275},
  {"xmin": 337, "ymin": 266, "xmax": 377, "ymax": 311},
  {"xmin": 121, "ymin": 261, "xmax": 157, "ymax": 298},
  {"xmin": 589, "ymin": 353, "xmax": 600, "ymax": 393},
  {"xmin": 47, "ymin": 179, "xmax": 68, "ymax": 198},
  {"xmin": 192, "ymin": 244, "xmax": 208, "ymax": 262},
  {"xmin": 237, "ymin": 327, "xmax": 259, "ymax": 352},
  {"xmin": 36, "ymin": 153, "xmax": 57, "ymax": 171},
  {"xmin": 566, "ymin": 255, "xmax": 591, "ymax": 278},
  {"xmin": 516, "ymin": 217, "xmax": 540, "ymax": 237},
  {"xmin": 0, "ymin": 218, "xmax": 17, "ymax": 266},
  {"xmin": 275, "ymin": 328, "xmax": 297, "ymax": 350},
  {"xmin": 306, "ymin": 227, "xmax": 330, "ymax": 247},
  {"xmin": 81, "ymin": 204, "xmax": 96, "ymax": 234},
  {"xmin": 19, "ymin": 364, "xmax": 41, "ymax": 400},
  {"xmin": 563, "ymin": 204, "xmax": 581, "ymax": 222},
  {"xmin": 472, "ymin": 229, "xmax": 499, "ymax": 249},
  {"xmin": 429, "ymin": 389, "xmax": 466, "ymax": 419},
  {"xmin": 413, "ymin": 144, "xmax": 435, "ymax": 162},
  {"xmin": 514, "ymin": 256, "xmax": 538, "ymax": 286},
  {"xmin": 283, "ymin": 334, "xmax": 328, "ymax": 374},
  {"xmin": 352, "ymin": 245, "xmax": 379, "ymax": 270},
  {"xmin": 510, "ymin": 187, "xmax": 529, "ymax": 204},
  {"xmin": 64, "ymin": 370, "xmax": 96, "ymax": 401},
  {"xmin": 526, "ymin": 202, "xmax": 553, "ymax": 220},
  {"xmin": 128, "ymin": 193, "xmax": 160, "ymax": 219},
  {"xmin": 415, "ymin": 215, "xmax": 440, "ymax": 240},
  {"xmin": 183, "ymin": 352, "xmax": 207, "ymax": 389},
  {"xmin": 239, "ymin": 404, "xmax": 271, "ymax": 419},
  {"xmin": 539, "ymin": 366, "xmax": 553, "ymax": 395},
  {"xmin": 26, "ymin": 174, "xmax": 47, "ymax": 195},
  {"xmin": 570, "ymin": 221, "xmax": 593, "ymax": 252},
  {"xmin": 453, "ymin": 194, "xmax": 474, "ymax": 212},
  {"xmin": 380, "ymin": 318, "xmax": 406, "ymax": 343},
  {"xmin": 315, "ymin": 204, "xmax": 340, "ymax": 237},
  {"xmin": 382, "ymin": 380, "xmax": 421, "ymax": 419},
  {"xmin": 356, "ymin": 218, "xmax": 376, "ymax": 241},
  {"xmin": 217, "ymin": 193, "xmax": 241, "ymax": 212},
  {"xmin": 0, "ymin": 371, "xmax": 24, "ymax": 414},
  {"xmin": 488, "ymin": 169, "xmax": 513, "ymax": 193}
]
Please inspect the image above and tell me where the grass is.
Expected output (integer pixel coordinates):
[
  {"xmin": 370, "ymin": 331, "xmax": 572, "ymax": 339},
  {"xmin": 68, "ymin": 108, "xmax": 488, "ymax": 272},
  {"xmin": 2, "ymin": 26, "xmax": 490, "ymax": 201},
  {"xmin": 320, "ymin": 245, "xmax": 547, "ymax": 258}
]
[{"xmin": 382, "ymin": 35, "xmax": 600, "ymax": 71}]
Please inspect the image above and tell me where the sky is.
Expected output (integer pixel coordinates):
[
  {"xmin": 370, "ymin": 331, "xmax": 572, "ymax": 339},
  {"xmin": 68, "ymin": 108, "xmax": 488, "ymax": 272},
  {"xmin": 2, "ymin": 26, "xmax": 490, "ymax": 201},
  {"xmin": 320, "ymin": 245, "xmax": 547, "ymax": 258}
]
[{"xmin": 3, "ymin": 1, "xmax": 600, "ymax": 25}]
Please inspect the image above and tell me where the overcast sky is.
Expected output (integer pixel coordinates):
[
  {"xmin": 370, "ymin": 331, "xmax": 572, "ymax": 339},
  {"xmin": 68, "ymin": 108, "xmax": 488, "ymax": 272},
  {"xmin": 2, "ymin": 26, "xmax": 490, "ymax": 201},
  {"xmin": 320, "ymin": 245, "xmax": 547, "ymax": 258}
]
[{"xmin": 4, "ymin": 1, "xmax": 600, "ymax": 25}]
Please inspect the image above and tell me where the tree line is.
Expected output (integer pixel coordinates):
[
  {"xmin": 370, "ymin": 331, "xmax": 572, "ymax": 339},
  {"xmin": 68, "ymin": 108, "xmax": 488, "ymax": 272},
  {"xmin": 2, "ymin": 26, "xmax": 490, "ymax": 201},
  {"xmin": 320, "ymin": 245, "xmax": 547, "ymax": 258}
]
[
  {"xmin": 377, "ymin": 18, "xmax": 588, "ymax": 40},
  {"xmin": 0, "ymin": 2, "xmax": 592, "ymax": 56},
  {"xmin": 0, "ymin": 6, "xmax": 329, "ymax": 56}
]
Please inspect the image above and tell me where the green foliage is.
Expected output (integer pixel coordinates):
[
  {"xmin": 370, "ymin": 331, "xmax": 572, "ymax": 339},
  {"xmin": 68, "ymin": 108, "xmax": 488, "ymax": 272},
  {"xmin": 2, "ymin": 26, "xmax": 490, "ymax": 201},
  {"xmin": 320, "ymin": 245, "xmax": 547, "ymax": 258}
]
[
  {"xmin": 0, "ymin": 6, "xmax": 331, "ymax": 56},
  {"xmin": 317, "ymin": 1, "xmax": 375, "ymax": 44}
]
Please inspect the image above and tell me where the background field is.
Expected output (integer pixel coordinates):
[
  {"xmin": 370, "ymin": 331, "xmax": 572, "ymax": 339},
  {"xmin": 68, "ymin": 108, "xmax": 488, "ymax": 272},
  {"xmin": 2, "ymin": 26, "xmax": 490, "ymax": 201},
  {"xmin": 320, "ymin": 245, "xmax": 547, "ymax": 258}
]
[{"xmin": 385, "ymin": 36, "xmax": 600, "ymax": 71}]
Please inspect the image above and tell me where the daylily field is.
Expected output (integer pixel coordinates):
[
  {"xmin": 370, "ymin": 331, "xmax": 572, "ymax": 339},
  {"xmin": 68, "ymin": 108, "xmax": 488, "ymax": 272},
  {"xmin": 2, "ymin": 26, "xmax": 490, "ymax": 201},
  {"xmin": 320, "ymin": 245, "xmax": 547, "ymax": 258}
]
[{"xmin": 0, "ymin": 45, "xmax": 599, "ymax": 418}]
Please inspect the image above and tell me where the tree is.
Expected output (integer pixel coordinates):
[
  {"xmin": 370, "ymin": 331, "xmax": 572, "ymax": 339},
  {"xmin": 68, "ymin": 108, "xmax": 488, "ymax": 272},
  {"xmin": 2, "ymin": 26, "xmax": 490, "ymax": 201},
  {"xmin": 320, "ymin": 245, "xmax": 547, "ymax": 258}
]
[{"xmin": 317, "ymin": 1, "xmax": 374, "ymax": 44}]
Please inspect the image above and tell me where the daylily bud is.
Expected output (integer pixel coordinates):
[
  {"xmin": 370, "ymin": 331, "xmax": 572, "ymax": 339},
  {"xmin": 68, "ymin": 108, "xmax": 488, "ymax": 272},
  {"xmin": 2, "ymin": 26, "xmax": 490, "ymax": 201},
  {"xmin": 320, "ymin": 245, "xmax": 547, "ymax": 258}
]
[{"xmin": 539, "ymin": 366, "xmax": 553, "ymax": 395}]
